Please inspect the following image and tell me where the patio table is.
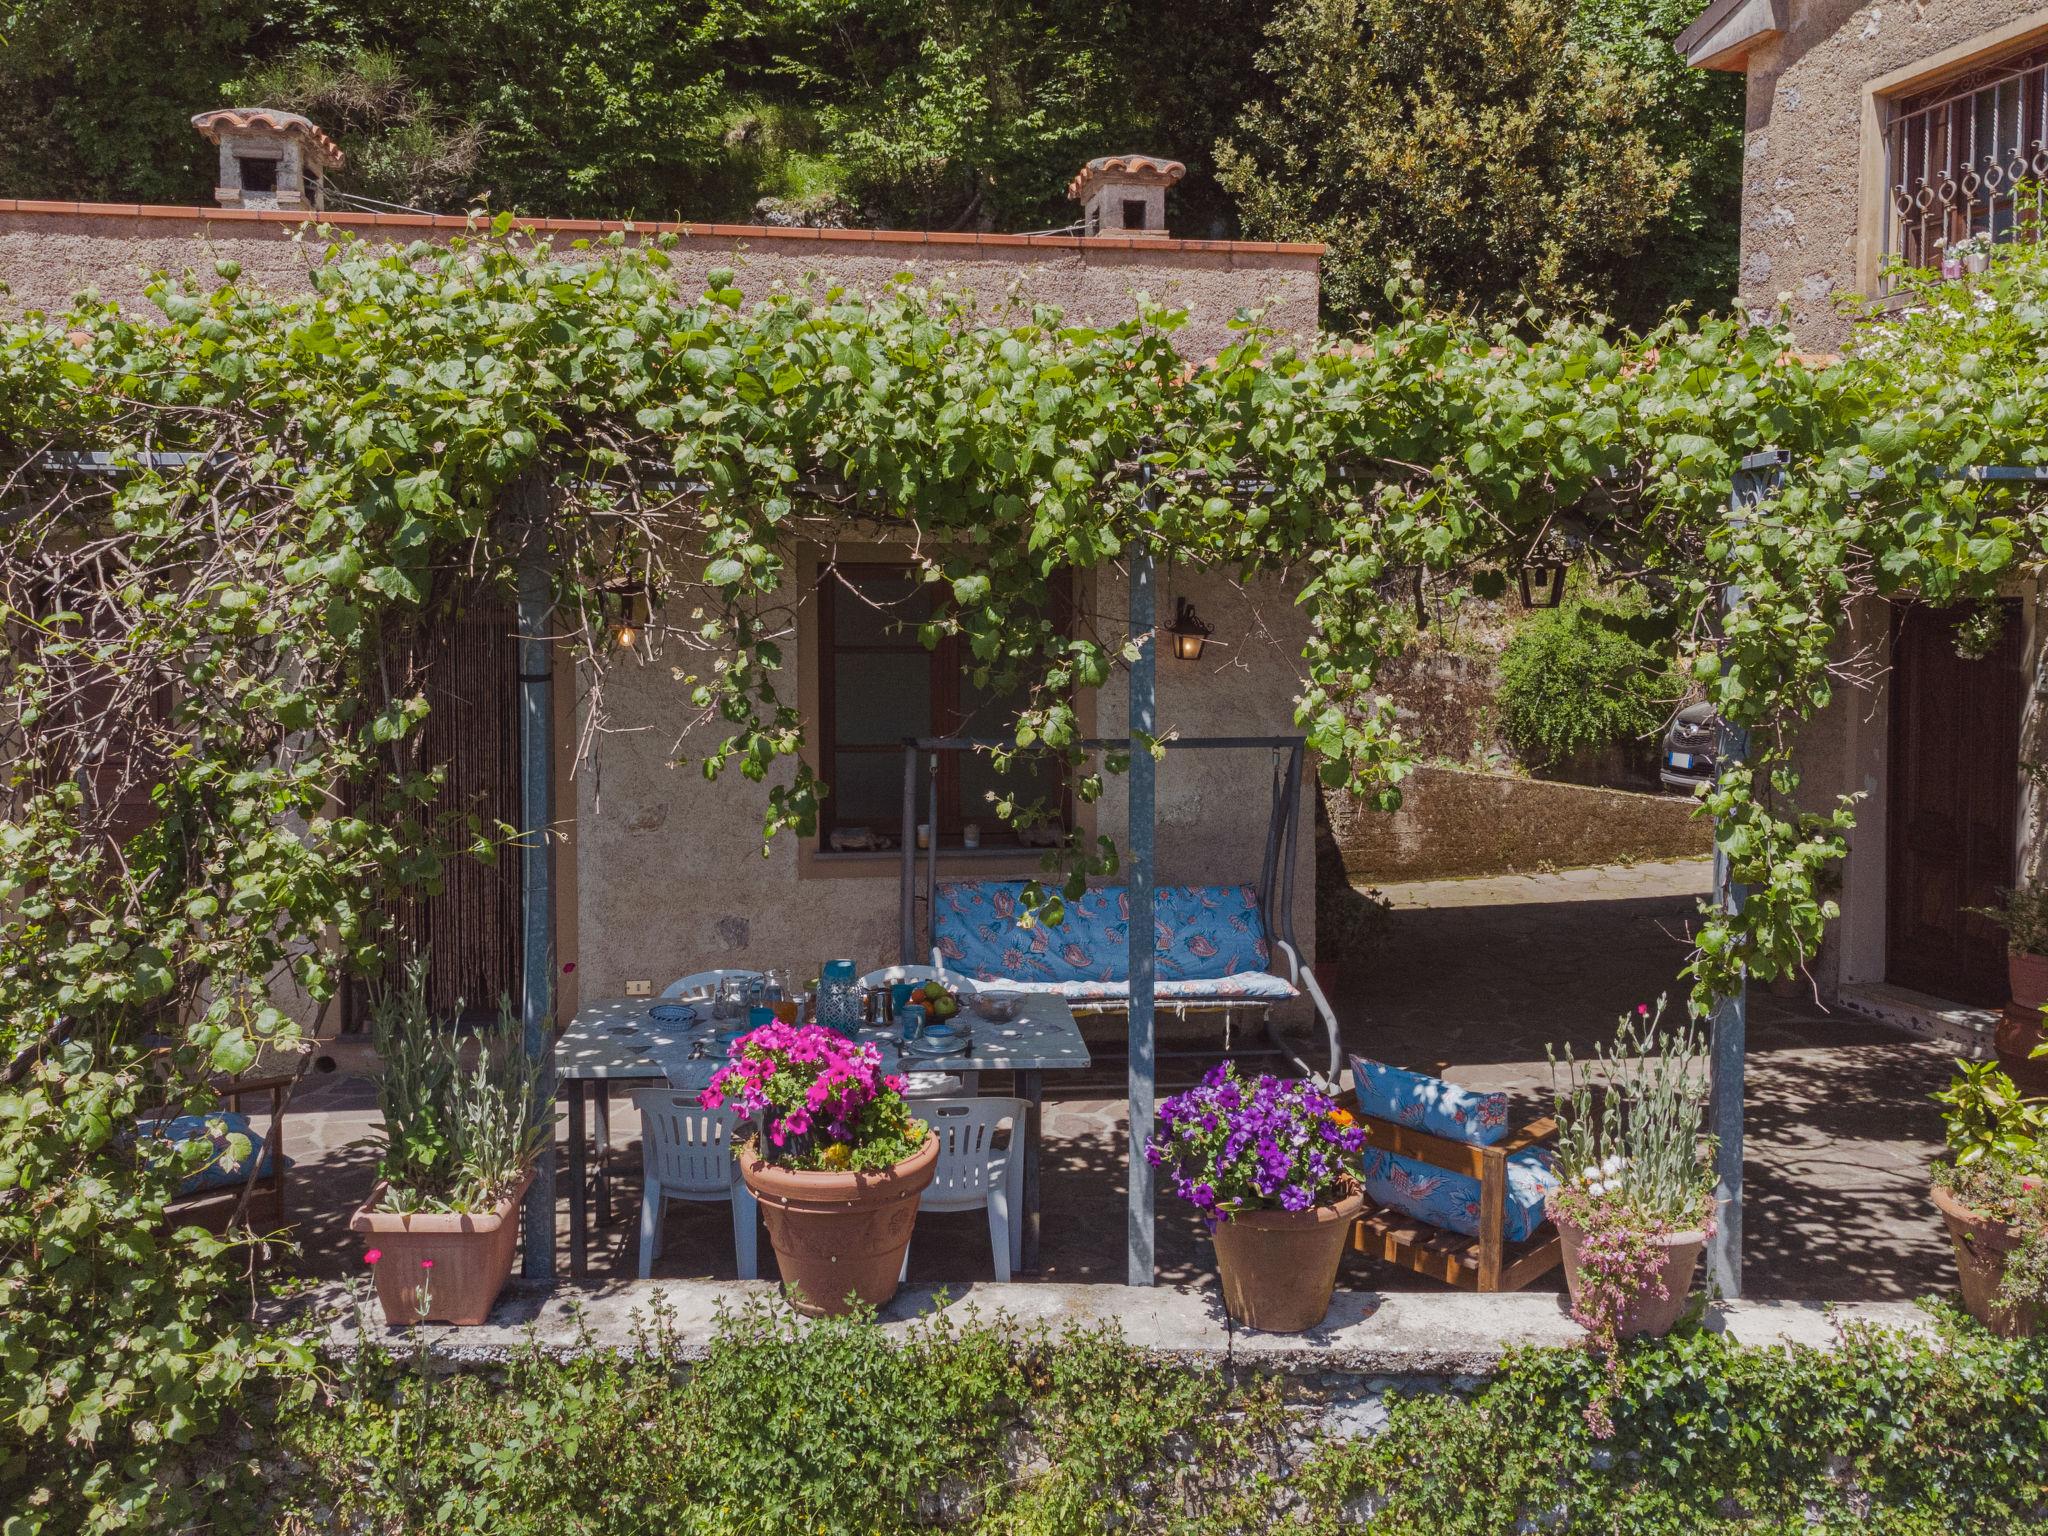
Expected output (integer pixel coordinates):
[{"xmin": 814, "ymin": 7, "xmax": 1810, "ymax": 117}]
[{"xmin": 551, "ymin": 992, "xmax": 1089, "ymax": 1278}]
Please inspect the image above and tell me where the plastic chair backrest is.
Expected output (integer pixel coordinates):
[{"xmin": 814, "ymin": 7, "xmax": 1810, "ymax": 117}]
[
  {"xmin": 635, "ymin": 1092, "xmax": 743, "ymax": 1197},
  {"xmin": 917, "ymin": 1097, "xmax": 1022, "ymax": 1208},
  {"xmin": 660, "ymin": 969, "xmax": 765, "ymax": 1001}
]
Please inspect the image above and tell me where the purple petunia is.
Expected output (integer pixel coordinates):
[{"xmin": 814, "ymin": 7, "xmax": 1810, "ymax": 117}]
[{"xmin": 1147, "ymin": 1063, "xmax": 1369, "ymax": 1226}]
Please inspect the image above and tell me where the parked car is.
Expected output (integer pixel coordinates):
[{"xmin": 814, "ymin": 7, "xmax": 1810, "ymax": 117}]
[{"xmin": 1661, "ymin": 702, "xmax": 1719, "ymax": 793}]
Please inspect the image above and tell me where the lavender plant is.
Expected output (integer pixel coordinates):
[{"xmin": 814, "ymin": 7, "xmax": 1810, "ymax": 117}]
[{"xmin": 369, "ymin": 959, "xmax": 552, "ymax": 1213}]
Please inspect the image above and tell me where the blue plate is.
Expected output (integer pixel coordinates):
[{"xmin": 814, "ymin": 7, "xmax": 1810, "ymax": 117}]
[{"xmin": 647, "ymin": 1002, "xmax": 696, "ymax": 1026}]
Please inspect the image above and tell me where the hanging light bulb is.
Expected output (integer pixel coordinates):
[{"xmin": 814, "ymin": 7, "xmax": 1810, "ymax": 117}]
[{"xmin": 608, "ymin": 583, "xmax": 645, "ymax": 651}]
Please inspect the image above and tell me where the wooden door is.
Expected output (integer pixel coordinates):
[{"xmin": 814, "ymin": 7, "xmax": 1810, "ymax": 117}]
[
  {"xmin": 345, "ymin": 598, "xmax": 523, "ymax": 1029},
  {"xmin": 1885, "ymin": 601, "xmax": 2022, "ymax": 1005}
]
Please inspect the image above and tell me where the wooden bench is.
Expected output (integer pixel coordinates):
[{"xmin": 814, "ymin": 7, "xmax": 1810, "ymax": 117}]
[{"xmin": 1347, "ymin": 1112, "xmax": 1563, "ymax": 1293}]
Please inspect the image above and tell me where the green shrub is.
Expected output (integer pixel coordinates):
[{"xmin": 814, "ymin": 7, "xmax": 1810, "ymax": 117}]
[
  {"xmin": 1496, "ymin": 600, "xmax": 1677, "ymax": 769},
  {"xmin": 231, "ymin": 1301, "xmax": 2048, "ymax": 1535}
]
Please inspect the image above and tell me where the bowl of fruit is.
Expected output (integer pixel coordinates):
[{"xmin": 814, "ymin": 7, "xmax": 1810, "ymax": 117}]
[{"xmin": 902, "ymin": 978, "xmax": 964, "ymax": 1025}]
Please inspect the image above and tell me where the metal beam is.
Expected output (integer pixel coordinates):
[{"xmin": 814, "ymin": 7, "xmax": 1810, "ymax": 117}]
[
  {"xmin": 513, "ymin": 476, "xmax": 559, "ymax": 1281},
  {"xmin": 1127, "ymin": 534, "xmax": 1159, "ymax": 1287},
  {"xmin": 1707, "ymin": 450, "xmax": 1784, "ymax": 1298}
]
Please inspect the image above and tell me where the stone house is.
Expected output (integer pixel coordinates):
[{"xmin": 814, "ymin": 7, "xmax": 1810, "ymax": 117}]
[
  {"xmin": 0, "ymin": 117, "xmax": 1325, "ymax": 1030},
  {"xmin": 1680, "ymin": 3, "xmax": 2048, "ymax": 1042}
]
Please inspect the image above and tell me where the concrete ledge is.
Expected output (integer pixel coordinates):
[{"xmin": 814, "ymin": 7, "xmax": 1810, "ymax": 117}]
[
  {"xmin": 294, "ymin": 1279, "xmax": 1935, "ymax": 1375},
  {"xmin": 1838, "ymin": 981, "xmax": 1996, "ymax": 1058}
]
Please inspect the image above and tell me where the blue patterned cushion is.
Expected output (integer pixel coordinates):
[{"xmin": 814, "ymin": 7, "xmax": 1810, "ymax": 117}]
[
  {"xmin": 1350, "ymin": 1056, "xmax": 1509, "ymax": 1146},
  {"xmin": 148, "ymin": 1112, "xmax": 288, "ymax": 1195},
  {"xmin": 1358, "ymin": 1146, "xmax": 1559, "ymax": 1243},
  {"xmin": 968, "ymin": 972, "xmax": 1298, "ymax": 1002},
  {"xmin": 933, "ymin": 881, "xmax": 1277, "ymax": 988}
]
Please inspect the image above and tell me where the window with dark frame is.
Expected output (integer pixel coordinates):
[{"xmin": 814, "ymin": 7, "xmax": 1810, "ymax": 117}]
[
  {"xmin": 1885, "ymin": 42, "xmax": 2048, "ymax": 281},
  {"xmin": 815, "ymin": 562, "xmax": 1070, "ymax": 851}
]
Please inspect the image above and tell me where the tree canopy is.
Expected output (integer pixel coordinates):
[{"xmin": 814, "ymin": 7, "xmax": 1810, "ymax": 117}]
[{"xmin": 0, "ymin": 0, "xmax": 1738, "ymax": 320}]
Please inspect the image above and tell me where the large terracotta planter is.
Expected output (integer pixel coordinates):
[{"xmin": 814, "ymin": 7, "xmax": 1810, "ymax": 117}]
[
  {"xmin": 1995, "ymin": 1004, "xmax": 2048, "ymax": 1095},
  {"xmin": 349, "ymin": 1169, "xmax": 534, "ymax": 1327},
  {"xmin": 740, "ymin": 1134, "xmax": 938, "ymax": 1317},
  {"xmin": 2009, "ymin": 951, "xmax": 2048, "ymax": 1013},
  {"xmin": 1554, "ymin": 1210, "xmax": 1706, "ymax": 1340},
  {"xmin": 1210, "ymin": 1183, "xmax": 1365, "ymax": 1332},
  {"xmin": 1932, "ymin": 1181, "xmax": 2042, "ymax": 1338}
]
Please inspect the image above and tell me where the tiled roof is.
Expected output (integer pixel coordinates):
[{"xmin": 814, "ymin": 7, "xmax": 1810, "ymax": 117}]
[
  {"xmin": 190, "ymin": 109, "xmax": 345, "ymax": 170},
  {"xmin": 1067, "ymin": 155, "xmax": 1187, "ymax": 200}
]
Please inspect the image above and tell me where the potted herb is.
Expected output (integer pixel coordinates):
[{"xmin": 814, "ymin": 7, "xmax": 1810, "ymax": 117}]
[
  {"xmin": 348, "ymin": 966, "xmax": 552, "ymax": 1326},
  {"xmin": 1548, "ymin": 999, "xmax": 1716, "ymax": 1363},
  {"xmin": 702, "ymin": 1022, "xmax": 934, "ymax": 1316},
  {"xmin": 1953, "ymin": 231, "xmax": 1995, "ymax": 274},
  {"xmin": 1972, "ymin": 882, "xmax": 2048, "ymax": 1014},
  {"xmin": 1930, "ymin": 1060, "xmax": 2048, "ymax": 1337},
  {"xmin": 1148, "ymin": 1064, "xmax": 1369, "ymax": 1332}
]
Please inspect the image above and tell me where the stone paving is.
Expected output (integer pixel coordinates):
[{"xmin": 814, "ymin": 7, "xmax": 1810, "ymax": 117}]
[{"xmin": 235, "ymin": 856, "xmax": 1956, "ymax": 1303}]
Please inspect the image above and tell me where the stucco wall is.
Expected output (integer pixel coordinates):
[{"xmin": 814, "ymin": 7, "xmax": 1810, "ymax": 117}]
[
  {"xmin": 0, "ymin": 203, "xmax": 1320, "ymax": 363},
  {"xmin": 1733, "ymin": 2, "xmax": 2048, "ymax": 349},
  {"xmin": 566, "ymin": 563, "xmax": 1317, "ymax": 1010}
]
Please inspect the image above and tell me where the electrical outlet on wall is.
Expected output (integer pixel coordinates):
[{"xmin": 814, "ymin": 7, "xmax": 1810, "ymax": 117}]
[{"xmin": 625, "ymin": 979, "xmax": 653, "ymax": 998}]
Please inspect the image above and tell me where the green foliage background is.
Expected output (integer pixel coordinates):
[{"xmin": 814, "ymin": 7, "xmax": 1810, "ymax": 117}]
[
  {"xmin": 0, "ymin": 0, "xmax": 1737, "ymax": 320},
  {"xmin": 1496, "ymin": 600, "xmax": 1678, "ymax": 770}
]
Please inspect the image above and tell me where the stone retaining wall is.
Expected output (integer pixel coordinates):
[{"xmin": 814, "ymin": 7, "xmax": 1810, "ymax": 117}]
[{"xmin": 1324, "ymin": 765, "xmax": 1711, "ymax": 884}]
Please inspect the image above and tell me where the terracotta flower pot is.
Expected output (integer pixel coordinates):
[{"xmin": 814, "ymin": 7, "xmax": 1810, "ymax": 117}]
[
  {"xmin": 1931, "ymin": 1181, "xmax": 2043, "ymax": 1338},
  {"xmin": 349, "ymin": 1169, "xmax": 534, "ymax": 1327},
  {"xmin": 1210, "ymin": 1183, "xmax": 1365, "ymax": 1333},
  {"xmin": 1995, "ymin": 1004, "xmax": 2048, "ymax": 1095},
  {"xmin": 740, "ymin": 1133, "xmax": 938, "ymax": 1317},
  {"xmin": 1554, "ymin": 1209, "xmax": 1707, "ymax": 1340},
  {"xmin": 2009, "ymin": 951, "xmax": 2048, "ymax": 1013}
]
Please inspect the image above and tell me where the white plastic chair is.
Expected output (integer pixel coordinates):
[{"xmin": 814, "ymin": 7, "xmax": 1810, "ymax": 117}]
[
  {"xmin": 659, "ymin": 968, "xmax": 765, "ymax": 1001},
  {"xmin": 899, "ymin": 1097, "xmax": 1024, "ymax": 1283},
  {"xmin": 858, "ymin": 965, "xmax": 981, "ymax": 1098},
  {"xmin": 633, "ymin": 1091, "xmax": 757, "ymax": 1280}
]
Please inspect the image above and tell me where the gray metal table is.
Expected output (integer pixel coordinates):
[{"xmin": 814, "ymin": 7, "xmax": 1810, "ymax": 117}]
[{"xmin": 552, "ymin": 993, "xmax": 1090, "ymax": 1278}]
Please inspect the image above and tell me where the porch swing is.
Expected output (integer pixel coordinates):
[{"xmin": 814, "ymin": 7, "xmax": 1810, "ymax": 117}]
[{"xmin": 895, "ymin": 733, "xmax": 1343, "ymax": 1080}]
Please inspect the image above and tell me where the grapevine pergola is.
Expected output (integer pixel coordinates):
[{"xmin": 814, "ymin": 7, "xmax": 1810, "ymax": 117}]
[{"xmin": 4, "ymin": 221, "xmax": 2048, "ymax": 1491}]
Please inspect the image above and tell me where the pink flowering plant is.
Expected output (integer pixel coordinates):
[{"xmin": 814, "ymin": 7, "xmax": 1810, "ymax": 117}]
[
  {"xmin": 700, "ymin": 1022, "xmax": 927, "ymax": 1172},
  {"xmin": 1147, "ymin": 1063, "xmax": 1368, "ymax": 1225},
  {"xmin": 1548, "ymin": 997, "xmax": 1716, "ymax": 1429}
]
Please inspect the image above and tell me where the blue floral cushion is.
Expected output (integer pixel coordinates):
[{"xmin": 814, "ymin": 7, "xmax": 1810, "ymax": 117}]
[
  {"xmin": 965, "ymin": 972, "xmax": 1298, "ymax": 1002},
  {"xmin": 147, "ymin": 1111, "xmax": 288, "ymax": 1196},
  {"xmin": 1358, "ymin": 1145, "xmax": 1559, "ymax": 1243},
  {"xmin": 1350, "ymin": 1055, "xmax": 1509, "ymax": 1146},
  {"xmin": 933, "ymin": 880, "xmax": 1277, "ymax": 987}
]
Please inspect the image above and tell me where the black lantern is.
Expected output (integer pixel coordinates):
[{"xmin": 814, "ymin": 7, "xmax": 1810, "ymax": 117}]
[
  {"xmin": 1166, "ymin": 596, "xmax": 1213, "ymax": 661},
  {"xmin": 605, "ymin": 582, "xmax": 648, "ymax": 650}
]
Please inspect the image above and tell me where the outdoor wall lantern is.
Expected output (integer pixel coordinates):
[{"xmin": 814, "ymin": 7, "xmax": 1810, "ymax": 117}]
[
  {"xmin": 1518, "ymin": 564, "xmax": 1567, "ymax": 609},
  {"xmin": 605, "ymin": 582, "xmax": 649, "ymax": 651},
  {"xmin": 1167, "ymin": 596, "xmax": 1214, "ymax": 661}
]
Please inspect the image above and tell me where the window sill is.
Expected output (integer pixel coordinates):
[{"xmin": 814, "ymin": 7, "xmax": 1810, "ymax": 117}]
[{"xmin": 800, "ymin": 844, "xmax": 1060, "ymax": 881}]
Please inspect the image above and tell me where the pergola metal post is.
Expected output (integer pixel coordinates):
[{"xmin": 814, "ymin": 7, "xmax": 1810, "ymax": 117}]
[
  {"xmin": 1707, "ymin": 450, "xmax": 1784, "ymax": 1299},
  {"xmin": 513, "ymin": 476, "xmax": 558, "ymax": 1281},
  {"xmin": 1127, "ymin": 523, "xmax": 1160, "ymax": 1286}
]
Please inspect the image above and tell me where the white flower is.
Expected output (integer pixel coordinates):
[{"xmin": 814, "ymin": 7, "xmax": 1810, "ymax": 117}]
[
  {"xmin": 1587, "ymin": 1180, "xmax": 1608, "ymax": 1197},
  {"xmin": 1601, "ymin": 1154, "xmax": 1626, "ymax": 1176}
]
